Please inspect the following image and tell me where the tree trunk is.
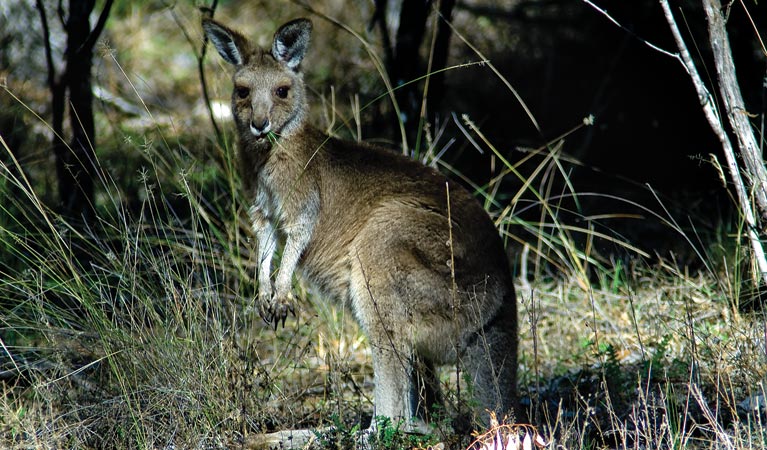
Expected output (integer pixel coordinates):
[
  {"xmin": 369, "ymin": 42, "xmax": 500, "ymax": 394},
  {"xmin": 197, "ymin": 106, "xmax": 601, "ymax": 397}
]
[
  {"xmin": 39, "ymin": 0, "xmax": 112, "ymax": 219},
  {"xmin": 659, "ymin": 0, "xmax": 767, "ymax": 285},
  {"xmin": 391, "ymin": 0, "xmax": 429, "ymax": 130},
  {"xmin": 372, "ymin": 0, "xmax": 456, "ymax": 150},
  {"xmin": 701, "ymin": 0, "xmax": 767, "ymax": 223},
  {"xmin": 59, "ymin": 0, "xmax": 99, "ymax": 218}
]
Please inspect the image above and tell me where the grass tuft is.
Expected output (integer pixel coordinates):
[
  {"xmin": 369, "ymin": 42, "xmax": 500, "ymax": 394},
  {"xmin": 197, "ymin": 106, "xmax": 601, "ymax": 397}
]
[{"xmin": 1, "ymin": 3, "xmax": 765, "ymax": 450}]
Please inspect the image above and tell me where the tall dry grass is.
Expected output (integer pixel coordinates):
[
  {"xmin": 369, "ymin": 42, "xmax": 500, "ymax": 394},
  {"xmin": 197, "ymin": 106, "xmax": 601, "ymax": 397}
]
[{"xmin": 1, "ymin": 2, "xmax": 765, "ymax": 449}]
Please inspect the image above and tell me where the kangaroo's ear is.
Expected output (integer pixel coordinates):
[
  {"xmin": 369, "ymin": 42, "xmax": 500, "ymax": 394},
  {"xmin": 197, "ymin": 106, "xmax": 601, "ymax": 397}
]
[
  {"xmin": 202, "ymin": 18, "xmax": 251, "ymax": 66},
  {"xmin": 272, "ymin": 18, "xmax": 312, "ymax": 69}
]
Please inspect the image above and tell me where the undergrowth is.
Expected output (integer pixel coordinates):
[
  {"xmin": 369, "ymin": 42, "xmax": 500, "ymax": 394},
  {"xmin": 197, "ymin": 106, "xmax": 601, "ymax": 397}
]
[{"xmin": 1, "ymin": 2, "xmax": 766, "ymax": 450}]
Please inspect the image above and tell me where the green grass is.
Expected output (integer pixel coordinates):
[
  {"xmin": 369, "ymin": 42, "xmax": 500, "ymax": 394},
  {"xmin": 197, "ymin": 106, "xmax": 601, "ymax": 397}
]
[{"xmin": 2, "ymin": 2, "xmax": 767, "ymax": 450}]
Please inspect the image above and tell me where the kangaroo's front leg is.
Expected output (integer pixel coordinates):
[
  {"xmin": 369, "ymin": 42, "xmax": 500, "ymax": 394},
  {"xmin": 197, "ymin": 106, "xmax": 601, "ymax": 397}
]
[
  {"xmin": 268, "ymin": 196, "xmax": 318, "ymax": 327},
  {"xmin": 252, "ymin": 207, "xmax": 277, "ymax": 317}
]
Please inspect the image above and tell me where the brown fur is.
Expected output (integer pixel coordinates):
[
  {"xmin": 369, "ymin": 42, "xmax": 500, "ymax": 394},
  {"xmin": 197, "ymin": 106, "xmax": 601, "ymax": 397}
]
[{"xmin": 202, "ymin": 17, "xmax": 518, "ymax": 430}]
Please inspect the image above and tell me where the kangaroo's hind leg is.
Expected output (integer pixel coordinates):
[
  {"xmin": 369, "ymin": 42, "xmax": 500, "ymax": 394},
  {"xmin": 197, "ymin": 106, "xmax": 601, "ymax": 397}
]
[
  {"xmin": 349, "ymin": 229, "xmax": 455, "ymax": 431},
  {"xmin": 461, "ymin": 294, "xmax": 518, "ymax": 424},
  {"xmin": 348, "ymin": 262, "xmax": 427, "ymax": 432}
]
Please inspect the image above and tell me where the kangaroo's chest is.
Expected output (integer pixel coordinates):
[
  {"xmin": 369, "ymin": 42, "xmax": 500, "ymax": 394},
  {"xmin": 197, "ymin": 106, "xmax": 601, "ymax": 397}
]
[
  {"xmin": 253, "ymin": 175, "xmax": 277, "ymax": 221},
  {"xmin": 253, "ymin": 147, "xmax": 355, "ymax": 303},
  {"xmin": 252, "ymin": 161, "xmax": 293, "ymax": 227}
]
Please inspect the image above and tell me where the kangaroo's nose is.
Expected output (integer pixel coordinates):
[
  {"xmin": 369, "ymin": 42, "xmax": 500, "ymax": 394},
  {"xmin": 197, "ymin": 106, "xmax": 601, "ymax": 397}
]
[{"xmin": 250, "ymin": 118, "xmax": 271, "ymax": 136}]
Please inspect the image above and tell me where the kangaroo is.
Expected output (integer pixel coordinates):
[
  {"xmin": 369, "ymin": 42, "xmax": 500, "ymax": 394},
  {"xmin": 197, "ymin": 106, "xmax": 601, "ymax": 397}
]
[{"xmin": 202, "ymin": 16, "xmax": 518, "ymax": 433}]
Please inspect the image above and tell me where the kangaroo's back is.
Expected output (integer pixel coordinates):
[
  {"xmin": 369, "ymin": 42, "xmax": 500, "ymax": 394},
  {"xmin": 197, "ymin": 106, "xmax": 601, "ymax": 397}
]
[{"xmin": 203, "ymin": 16, "xmax": 518, "ymax": 435}]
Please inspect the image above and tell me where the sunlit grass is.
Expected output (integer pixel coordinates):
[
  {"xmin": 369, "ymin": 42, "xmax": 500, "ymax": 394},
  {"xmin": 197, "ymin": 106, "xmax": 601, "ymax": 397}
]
[{"xmin": 1, "ymin": 2, "xmax": 766, "ymax": 450}]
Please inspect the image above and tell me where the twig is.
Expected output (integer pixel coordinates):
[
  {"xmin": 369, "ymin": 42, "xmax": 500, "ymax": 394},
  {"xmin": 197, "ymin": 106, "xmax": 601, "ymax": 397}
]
[
  {"xmin": 528, "ymin": 289, "xmax": 541, "ymax": 424},
  {"xmin": 580, "ymin": 0, "xmax": 678, "ymax": 59},
  {"xmin": 445, "ymin": 181, "xmax": 462, "ymax": 412},
  {"xmin": 35, "ymin": 0, "xmax": 56, "ymax": 92},
  {"xmin": 690, "ymin": 383, "xmax": 735, "ymax": 450},
  {"xmin": 79, "ymin": 0, "xmax": 114, "ymax": 55},
  {"xmin": 290, "ymin": 0, "xmax": 410, "ymax": 154},
  {"xmin": 198, "ymin": 2, "xmax": 223, "ymax": 143},
  {"xmin": 174, "ymin": 3, "xmax": 223, "ymax": 143},
  {"xmin": 582, "ymin": 0, "xmax": 767, "ymax": 258}
]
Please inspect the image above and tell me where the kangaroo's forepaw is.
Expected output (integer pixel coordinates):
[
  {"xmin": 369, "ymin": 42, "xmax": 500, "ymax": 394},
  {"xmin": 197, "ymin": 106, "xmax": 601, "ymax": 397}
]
[{"xmin": 262, "ymin": 292, "xmax": 296, "ymax": 329}]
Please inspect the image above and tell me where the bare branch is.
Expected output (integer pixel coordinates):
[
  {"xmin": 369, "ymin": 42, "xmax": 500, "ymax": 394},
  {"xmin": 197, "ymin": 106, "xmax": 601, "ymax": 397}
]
[
  {"xmin": 658, "ymin": 0, "xmax": 767, "ymax": 283},
  {"xmin": 79, "ymin": 0, "xmax": 113, "ymax": 54},
  {"xmin": 179, "ymin": 2, "xmax": 223, "ymax": 143},
  {"xmin": 580, "ymin": 0, "xmax": 679, "ymax": 60},
  {"xmin": 35, "ymin": 0, "xmax": 57, "ymax": 91},
  {"xmin": 56, "ymin": 0, "xmax": 65, "ymax": 29},
  {"xmin": 198, "ymin": 0, "xmax": 222, "ymax": 143}
]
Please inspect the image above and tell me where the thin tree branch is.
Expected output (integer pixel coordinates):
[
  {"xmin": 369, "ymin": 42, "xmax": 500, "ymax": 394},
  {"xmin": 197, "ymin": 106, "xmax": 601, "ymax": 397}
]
[
  {"xmin": 658, "ymin": 0, "xmax": 767, "ymax": 283},
  {"xmin": 35, "ymin": 0, "xmax": 57, "ymax": 91},
  {"xmin": 79, "ymin": 0, "xmax": 113, "ymax": 54},
  {"xmin": 702, "ymin": 0, "xmax": 767, "ymax": 221},
  {"xmin": 57, "ymin": 0, "xmax": 65, "ymax": 29},
  {"xmin": 198, "ymin": 1, "xmax": 222, "ymax": 143},
  {"xmin": 581, "ymin": 0, "xmax": 679, "ymax": 59},
  {"xmin": 178, "ymin": 4, "xmax": 222, "ymax": 143},
  {"xmin": 36, "ymin": 0, "xmax": 67, "ymax": 167}
]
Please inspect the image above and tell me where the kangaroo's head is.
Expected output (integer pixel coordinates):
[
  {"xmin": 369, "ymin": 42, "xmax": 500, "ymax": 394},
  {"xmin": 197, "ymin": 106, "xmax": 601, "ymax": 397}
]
[{"xmin": 202, "ymin": 17, "xmax": 312, "ymax": 146}]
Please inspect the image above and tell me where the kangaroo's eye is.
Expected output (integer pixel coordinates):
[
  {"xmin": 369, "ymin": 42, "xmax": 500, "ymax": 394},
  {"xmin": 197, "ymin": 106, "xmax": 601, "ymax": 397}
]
[
  {"xmin": 235, "ymin": 86, "xmax": 250, "ymax": 99},
  {"xmin": 276, "ymin": 86, "xmax": 289, "ymax": 99}
]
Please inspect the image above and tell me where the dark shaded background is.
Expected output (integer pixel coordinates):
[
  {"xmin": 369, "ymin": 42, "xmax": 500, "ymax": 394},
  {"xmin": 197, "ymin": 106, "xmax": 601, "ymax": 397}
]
[
  {"xmin": 428, "ymin": 0, "xmax": 765, "ymax": 258},
  {"xmin": 1, "ymin": 0, "xmax": 765, "ymax": 260}
]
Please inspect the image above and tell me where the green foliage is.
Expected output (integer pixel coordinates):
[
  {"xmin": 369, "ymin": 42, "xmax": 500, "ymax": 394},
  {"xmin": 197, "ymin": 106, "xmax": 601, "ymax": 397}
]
[
  {"xmin": 605, "ymin": 259, "xmax": 627, "ymax": 294},
  {"xmin": 367, "ymin": 416, "xmax": 435, "ymax": 450},
  {"xmin": 2, "ymin": 2, "xmax": 765, "ymax": 449},
  {"xmin": 315, "ymin": 415, "xmax": 437, "ymax": 450},
  {"xmin": 314, "ymin": 414, "xmax": 363, "ymax": 449}
]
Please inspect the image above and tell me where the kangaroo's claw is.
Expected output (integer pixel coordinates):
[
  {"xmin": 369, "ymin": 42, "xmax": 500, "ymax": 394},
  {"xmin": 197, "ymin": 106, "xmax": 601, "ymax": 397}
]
[{"xmin": 260, "ymin": 292, "xmax": 294, "ymax": 329}]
